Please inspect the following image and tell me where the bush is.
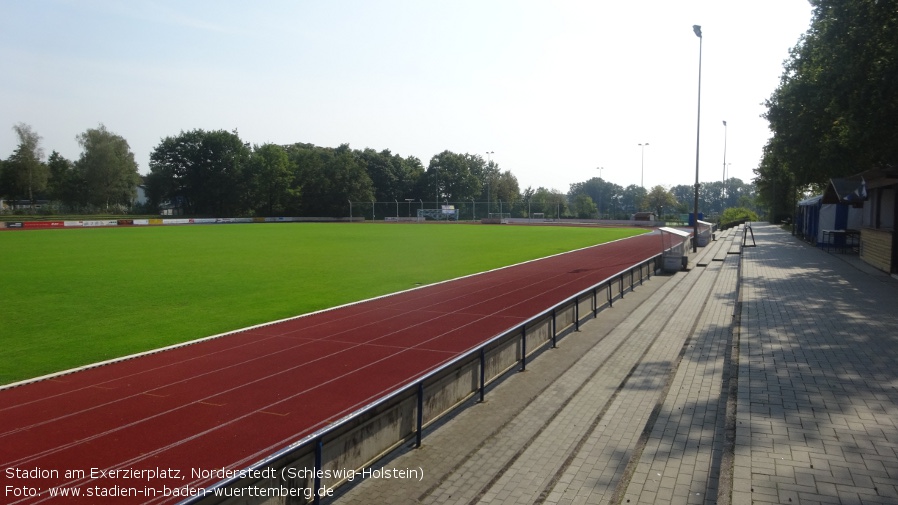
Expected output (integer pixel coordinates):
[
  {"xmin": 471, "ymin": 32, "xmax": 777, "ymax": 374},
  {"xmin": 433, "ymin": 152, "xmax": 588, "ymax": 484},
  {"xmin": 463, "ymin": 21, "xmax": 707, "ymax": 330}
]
[{"xmin": 720, "ymin": 207, "xmax": 758, "ymax": 224}]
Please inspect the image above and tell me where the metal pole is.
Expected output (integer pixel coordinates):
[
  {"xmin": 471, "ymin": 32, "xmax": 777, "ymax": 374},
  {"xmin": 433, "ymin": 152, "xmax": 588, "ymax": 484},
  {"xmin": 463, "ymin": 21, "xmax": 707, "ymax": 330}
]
[
  {"xmin": 486, "ymin": 151, "xmax": 494, "ymax": 216},
  {"xmin": 693, "ymin": 25, "xmax": 703, "ymax": 253},
  {"xmin": 638, "ymin": 144, "xmax": 649, "ymax": 189},
  {"xmin": 722, "ymin": 120, "xmax": 727, "ymax": 195}
]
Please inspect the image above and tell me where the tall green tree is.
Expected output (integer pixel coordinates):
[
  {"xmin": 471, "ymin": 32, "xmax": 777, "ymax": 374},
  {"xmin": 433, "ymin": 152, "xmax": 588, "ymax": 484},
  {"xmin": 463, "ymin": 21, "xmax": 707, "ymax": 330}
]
[
  {"xmin": 494, "ymin": 170, "xmax": 521, "ymax": 212},
  {"xmin": 75, "ymin": 124, "xmax": 140, "ymax": 210},
  {"xmin": 529, "ymin": 187, "xmax": 567, "ymax": 218},
  {"xmin": 423, "ymin": 150, "xmax": 481, "ymax": 206},
  {"xmin": 568, "ymin": 177, "xmax": 623, "ymax": 218},
  {"xmin": 249, "ymin": 143, "xmax": 298, "ymax": 216},
  {"xmin": 619, "ymin": 185, "xmax": 647, "ymax": 215},
  {"xmin": 45, "ymin": 151, "xmax": 82, "ymax": 207},
  {"xmin": 287, "ymin": 143, "xmax": 373, "ymax": 217},
  {"xmin": 148, "ymin": 129, "xmax": 250, "ymax": 215},
  {"xmin": 643, "ymin": 185, "xmax": 679, "ymax": 218},
  {"xmin": 572, "ymin": 193, "xmax": 598, "ymax": 218},
  {"xmin": 760, "ymin": 0, "xmax": 898, "ymax": 215},
  {"xmin": 5, "ymin": 123, "xmax": 48, "ymax": 206}
]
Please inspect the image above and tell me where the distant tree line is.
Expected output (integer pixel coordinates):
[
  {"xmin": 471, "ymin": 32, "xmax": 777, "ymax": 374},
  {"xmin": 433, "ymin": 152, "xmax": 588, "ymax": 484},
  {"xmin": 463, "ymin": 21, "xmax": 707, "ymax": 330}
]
[
  {"xmin": 2, "ymin": 123, "xmax": 758, "ymax": 220},
  {"xmin": 0, "ymin": 123, "xmax": 140, "ymax": 213}
]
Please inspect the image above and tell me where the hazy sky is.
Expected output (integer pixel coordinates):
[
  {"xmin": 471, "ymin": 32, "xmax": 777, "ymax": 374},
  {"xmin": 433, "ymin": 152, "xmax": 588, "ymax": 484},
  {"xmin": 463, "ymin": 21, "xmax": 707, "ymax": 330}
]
[{"xmin": 1, "ymin": 0, "xmax": 814, "ymax": 193}]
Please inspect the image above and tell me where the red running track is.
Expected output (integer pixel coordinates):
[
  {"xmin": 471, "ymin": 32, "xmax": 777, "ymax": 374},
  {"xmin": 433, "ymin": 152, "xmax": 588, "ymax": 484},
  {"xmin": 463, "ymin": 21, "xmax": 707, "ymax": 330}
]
[{"xmin": 0, "ymin": 233, "xmax": 666, "ymax": 504}]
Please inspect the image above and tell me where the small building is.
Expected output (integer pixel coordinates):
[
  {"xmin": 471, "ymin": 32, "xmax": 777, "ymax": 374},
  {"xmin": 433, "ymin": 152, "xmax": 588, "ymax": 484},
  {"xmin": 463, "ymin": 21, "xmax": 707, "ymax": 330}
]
[
  {"xmin": 824, "ymin": 167, "xmax": 898, "ymax": 274},
  {"xmin": 796, "ymin": 193, "xmax": 862, "ymax": 248}
]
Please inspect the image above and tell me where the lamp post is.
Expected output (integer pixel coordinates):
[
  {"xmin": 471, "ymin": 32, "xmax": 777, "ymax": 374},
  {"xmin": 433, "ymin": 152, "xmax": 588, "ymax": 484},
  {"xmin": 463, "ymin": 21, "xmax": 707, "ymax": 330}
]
[
  {"xmin": 486, "ymin": 151, "xmax": 494, "ymax": 216},
  {"xmin": 692, "ymin": 24, "xmax": 703, "ymax": 252},
  {"xmin": 405, "ymin": 198, "xmax": 414, "ymax": 218},
  {"xmin": 638, "ymin": 143, "xmax": 649, "ymax": 188},
  {"xmin": 722, "ymin": 120, "xmax": 727, "ymax": 189},
  {"xmin": 596, "ymin": 166, "xmax": 604, "ymax": 219}
]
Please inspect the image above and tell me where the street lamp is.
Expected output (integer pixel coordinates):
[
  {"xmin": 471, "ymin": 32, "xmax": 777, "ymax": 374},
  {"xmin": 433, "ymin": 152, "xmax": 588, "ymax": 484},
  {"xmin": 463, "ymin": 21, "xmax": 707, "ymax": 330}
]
[
  {"xmin": 596, "ymin": 166, "xmax": 604, "ymax": 219},
  {"xmin": 722, "ymin": 120, "xmax": 727, "ymax": 188},
  {"xmin": 692, "ymin": 24, "xmax": 703, "ymax": 253},
  {"xmin": 405, "ymin": 198, "xmax": 414, "ymax": 218},
  {"xmin": 638, "ymin": 143, "xmax": 649, "ymax": 188},
  {"xmin": 486, "ymin": 151, "xmax": 494, "ymax": 216}
]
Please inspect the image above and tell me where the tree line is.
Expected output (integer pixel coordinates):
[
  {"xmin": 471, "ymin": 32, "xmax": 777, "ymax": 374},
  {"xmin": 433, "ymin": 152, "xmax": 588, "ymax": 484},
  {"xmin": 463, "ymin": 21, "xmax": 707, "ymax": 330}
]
[
  {"xmin": 0, "ymin": 123, "xmax": 140, "ymax": 213},
  {"xmin": 756, "ymin": 0, "xmax": 898, "ymax": 222},
  {"xmin": 2, "ymin": 123, "xmax": 757, "ymax": 220}
]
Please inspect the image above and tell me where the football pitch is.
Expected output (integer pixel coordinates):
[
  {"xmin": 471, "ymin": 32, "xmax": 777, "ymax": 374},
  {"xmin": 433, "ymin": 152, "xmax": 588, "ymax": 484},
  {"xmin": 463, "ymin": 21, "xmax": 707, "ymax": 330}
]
[{"xmin": 0, "ymin": 223, "xmax": 649, "ymax": 384}]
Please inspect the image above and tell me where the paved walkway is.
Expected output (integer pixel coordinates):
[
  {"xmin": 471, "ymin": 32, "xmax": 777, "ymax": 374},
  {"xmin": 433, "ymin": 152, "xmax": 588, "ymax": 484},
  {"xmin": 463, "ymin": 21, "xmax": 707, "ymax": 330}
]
[{"xmin": 331, "ymin": 224, "xmax": 898, "ymax": 505}]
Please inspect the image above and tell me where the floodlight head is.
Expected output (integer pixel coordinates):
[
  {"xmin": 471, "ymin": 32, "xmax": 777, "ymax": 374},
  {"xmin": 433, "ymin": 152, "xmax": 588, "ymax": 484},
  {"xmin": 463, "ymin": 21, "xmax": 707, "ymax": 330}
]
[{"xmin": 693, "ymin": 25, "xmax": 702, "ymax": 38}]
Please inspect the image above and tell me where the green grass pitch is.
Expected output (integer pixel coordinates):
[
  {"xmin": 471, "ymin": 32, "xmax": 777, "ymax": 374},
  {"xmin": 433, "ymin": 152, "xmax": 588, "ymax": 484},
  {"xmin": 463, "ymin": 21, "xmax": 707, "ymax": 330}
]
[{"xmin": 0, "ymin": 223, "xmax": 648, "ymax": 384}]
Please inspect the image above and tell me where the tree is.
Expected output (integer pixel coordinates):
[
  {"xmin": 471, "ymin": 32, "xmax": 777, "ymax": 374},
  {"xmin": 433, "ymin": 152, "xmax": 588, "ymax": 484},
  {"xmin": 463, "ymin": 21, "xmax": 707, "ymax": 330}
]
[
  {"xmin": 572, "ymin": 193, "xmax": 597, "ymax": 218},
  {"xmin": 286, "ymin": 143, "xmax": 373, "ymax": 217},
  {"xmin": 75, "ymin": 124, "xmax": 140, "ymax": 210},
  {"xmin": 619, "ymin": 185, "xmax": 647, "ymax": 215},
  {"xmin": 568, "ymin": 177, "xmax": 623, "ymax": 218},
  {"xmin": 249, "ymin": 143, "xmax": 298, "ymax": 216},
  {"xmin": 423, "ymin": 150, "xmax": 481, "ymax": 206},
  {"xmin": 494, "ymin": 170, "xmax": 521, "ymax": 213},
  {"xmin": 5, "ymin": 123, "xmax": 48, "ymax": 206},
  {"xmin": 45, "ymin": 151, "xmax": 82, "ymax": 207},
  {"xmin": 148, "ymin": 129, "xmax": 250, "ymax": 216},
  {"xmin": 760, "ymin": 0, "xmax": 898, "ymax": 211},
  {"xmin": 643, "ymin": 185, "xmax": 679, "ymax": 218},
  {"xmin": 528, "ymin": 187, "xmax": 567, "ymax": 218}
]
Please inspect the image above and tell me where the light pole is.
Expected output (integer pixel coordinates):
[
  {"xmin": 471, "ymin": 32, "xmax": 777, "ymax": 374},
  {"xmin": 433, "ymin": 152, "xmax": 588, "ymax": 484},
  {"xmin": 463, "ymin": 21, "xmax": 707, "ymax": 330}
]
[
  {"xmin": 722, "ymin": 120, "xmax": 727, "ymax": 188},
  {"xmin": 692, "ymin": 24, "xmax": 703, "ymax": 253},
  {"xmin": 638, "ymin": 143, "xmax": 649, "ymax": 188},
  {"xmin": 596, "ymin": 166, "xmax": 604, "ymax": 219},
  {"xmin": 406, "ymin": 198, "xmax": 414, "ymax": 217},
  {"xmin": 486, "ymin": 151, "xmax": 494, "ymax": 216}
]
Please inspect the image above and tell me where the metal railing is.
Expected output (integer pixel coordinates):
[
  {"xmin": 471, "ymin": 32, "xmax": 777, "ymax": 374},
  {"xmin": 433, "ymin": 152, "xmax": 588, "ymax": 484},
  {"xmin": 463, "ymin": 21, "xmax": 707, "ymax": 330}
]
[{"xmin": 181, "ymin": 253, "xmax": 662, "ymax": 505}]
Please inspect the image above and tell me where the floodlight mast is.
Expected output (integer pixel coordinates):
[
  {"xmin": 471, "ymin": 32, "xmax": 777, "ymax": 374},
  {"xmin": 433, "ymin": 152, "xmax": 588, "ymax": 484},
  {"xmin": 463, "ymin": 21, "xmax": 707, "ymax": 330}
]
[{"xmin": 692, "ymin": 24, "xmax": 702, "ymax": 253}]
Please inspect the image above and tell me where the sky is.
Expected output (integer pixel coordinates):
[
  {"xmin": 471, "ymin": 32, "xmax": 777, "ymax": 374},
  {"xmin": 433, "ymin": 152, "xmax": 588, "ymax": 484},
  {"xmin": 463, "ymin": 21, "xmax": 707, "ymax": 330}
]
[{"xmin": 1, "ymin": 0, "xmax": 815, "ymax": 193}]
